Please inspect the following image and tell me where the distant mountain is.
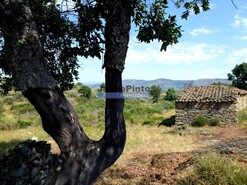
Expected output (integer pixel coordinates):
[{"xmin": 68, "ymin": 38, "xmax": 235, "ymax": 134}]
[{"xmin": 85, "ymin": 78, "xmax": 232, "ymax": 91}]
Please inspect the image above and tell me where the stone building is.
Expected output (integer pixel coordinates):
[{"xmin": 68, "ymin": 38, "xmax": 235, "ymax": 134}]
[{"xmin": 175, "ymin": 85, "xmax": 247, "ymax": 125}]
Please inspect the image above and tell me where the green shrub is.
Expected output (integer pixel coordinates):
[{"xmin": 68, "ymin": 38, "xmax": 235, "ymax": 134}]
[
  {"xmin": 12, "ymin": 91, "xmax": 25, "ymax": 102},
  {"xmin": 152, "ymin": 103, "xmax": 164, "ymax": 113},
  {"xmin": 0, "ymin": 101, "xmax": 4, "ymax": 115},
  {"xmin": 210, "ymin": 116, "xmax": 220, "ymax": 126},
  {"xmin": 164, "ymin": 88, "xmax": 178, "ymax": 101},
  {"xmin": 143, "ymin": 120, "xmax": 152, "ymax": 125},
  {"xmin": 11, "ymin": 103, "xmax": 35, "ymax": 114},
  {"xmin": 194, "ymin": 116, "xmax": 207, "ymax": 127},
  {"xmin": 17, "ymin": 120, "xmax": 32, "ymax": 129},
  {"xmin": 178, "ymin": 152, "xmax": 247, "ymax": 185},
  {"xmin": 0, "ymin": 117, "xmax": 34, "ymax": 130},
  {"xmin": 3, "ymin": 96, "xmax": 14, "ymax": 105},
  {"xmin": 238, "ymin": 109, "xmax": 247, "ymax": 124},
  {"xmin": 78, "ymin": 85, "xmax": 92, "ymax": 99},
  {"xmin": 124, "ymin": 110, "xmax": 136, "ymax": 123},
  {"xmin": 0, "ymin": 117, "xmax": 18, "ymax": 130},
  {"xmin": 75, "ymin": 104, "xmax": 87, "ymax": 114},
  {"xmin": 163, "ymin": 100, "xmax": 175, "ymax": 110}
]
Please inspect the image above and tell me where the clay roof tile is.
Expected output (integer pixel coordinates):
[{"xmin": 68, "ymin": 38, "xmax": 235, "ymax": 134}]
[{"xmin": 176, "ymin": 85, "xmax": 247, "ymax": 103}]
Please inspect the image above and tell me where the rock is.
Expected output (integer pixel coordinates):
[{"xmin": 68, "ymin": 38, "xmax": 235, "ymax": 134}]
[{"xmin": 0, "ymin": 140, "xmax": 62, "ymax": 185}]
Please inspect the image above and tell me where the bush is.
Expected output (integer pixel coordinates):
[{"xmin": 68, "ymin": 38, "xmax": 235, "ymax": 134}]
[
  {"xmin": 152, "ymin": 103, "xmax": 164, "ymax": 113},
  {"xmin": 163, "ymin": 100, "xmax": 175, "ymax": 110},
  {"xmin": 143, "ymin": 120, "xmax": 152, "ymax": 125},
  {"xmin": 178, "ymin": 152, "xmax": 247, "ymax": 185},
  {"xmin": 194, "ymin": 116, "xmax": 207, "ymax": 127},
  {"xmin": 164, "ymin": 88, "xmax": 178, "ymax": 101},
  {"xmin": 11, "ymin": 103, "xmax": 35, "ymax": 114},
  {"xmin": 12, "ymin": 91, "xmax": 25, "ymax": 102},
  {"xmin": 210, "ymin": 116, "xmax": 220, "ymax": 126},
  {"xmin": 78, "ymin": 85, "xmax": 92, "ymax": 99},
  {"xmin": 0, "ymin": 101, "xmax": 4, "ymax": 115},
  {"xmin": 238, "ymin": 109, "xmax": 247, "ymax": 124},
  {"xmin": 17, "ymin": 120, "xmax": 32, "ymax": 129},
  {"xmin": 3, "ymin": 96, "xmax": 14, "ymax": 105},
  {"xmin": 0, "ymin": 117, "xmax": 18, "ymax": 130},
  {"xmin": 124, "ymin": 110, "xmax": 136, "ymax": 123}
]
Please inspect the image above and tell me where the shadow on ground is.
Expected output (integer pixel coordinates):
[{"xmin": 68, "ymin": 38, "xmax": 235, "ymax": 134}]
[{"xmin": 0, "ymin": 139, "xmax": 22, "ymax": 159}]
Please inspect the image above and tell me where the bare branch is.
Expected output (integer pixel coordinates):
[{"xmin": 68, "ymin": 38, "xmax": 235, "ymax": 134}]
[{"xmin": 231, "ymin": 0, "xmax": 238, "ymax": 9}]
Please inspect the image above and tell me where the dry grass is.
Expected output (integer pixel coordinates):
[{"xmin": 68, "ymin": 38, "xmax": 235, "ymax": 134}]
[
  {"xmin": 0, "ymin": 108, "xmax": 197, "ymax": 159},
  {"xmin": 125, "ymin": 125, "xmax": 198, "ymax": 155},
  {"xmin": 0, "ymin": 125, "xmax": 58, "ymax": 157}
]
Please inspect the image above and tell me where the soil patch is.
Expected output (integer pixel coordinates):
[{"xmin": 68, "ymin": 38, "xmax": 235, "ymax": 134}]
[{"xmin": 95, "ymin": 126, "xmax": 247, "ymax": 185}]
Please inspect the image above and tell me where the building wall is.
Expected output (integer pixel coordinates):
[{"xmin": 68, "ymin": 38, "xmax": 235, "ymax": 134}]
[
  {"xmin": 236, "ymin": 94, "xmax": 247, "ymax": 111},
  {"xmin": 175, "ymin": 101, "xmax": 238, "ymax": 126}
]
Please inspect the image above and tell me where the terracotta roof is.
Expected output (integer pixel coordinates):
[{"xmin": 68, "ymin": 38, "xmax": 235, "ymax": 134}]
[{"xmin": 176, "ymin": 85, "xmax": 247, "ymax": 103}]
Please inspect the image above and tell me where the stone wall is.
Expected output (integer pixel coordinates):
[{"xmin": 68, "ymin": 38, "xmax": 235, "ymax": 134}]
[
  {"xmin": 175, "ymin": 101, "xmax": 238, "ymax": 126},
  {"xmin": 0, "ymin": 140, "xmax": 62, "ymax": 185},
  {"xmin": 236, "ymin": 94, "xmax": 247, "ymax": 111}
]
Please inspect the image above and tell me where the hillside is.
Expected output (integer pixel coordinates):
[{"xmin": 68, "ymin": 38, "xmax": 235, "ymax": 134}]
[
  {"xmin": 0, "ymin": 86, "xmax": 246, "ymax": 184},
  {"xmin": 85, "ymin": 78, "xmax": 232, "ymax": 90}
]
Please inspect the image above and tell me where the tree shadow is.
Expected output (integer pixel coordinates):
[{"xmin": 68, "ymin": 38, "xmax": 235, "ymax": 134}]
[
  {"xmin": 158, "ymin": 116, "xmax": 176, "ymax": 127},
  {"xmin": 0, "ymin": 139, "xmax": 22, "ymax": 159}
]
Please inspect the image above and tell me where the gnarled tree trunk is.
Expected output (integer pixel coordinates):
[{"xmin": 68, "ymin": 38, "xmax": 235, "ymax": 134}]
[{"xmin": 0, "ymin": 0, "xmax": 131, "ymax": 184}]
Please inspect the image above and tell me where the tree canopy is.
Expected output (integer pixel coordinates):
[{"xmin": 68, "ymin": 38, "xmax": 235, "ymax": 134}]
[
  {"xmin": 0, "ymin": 0, "xmax": 210, "ymax": 184},
  {"xmin": 164, "ymin": 88, "xmax": 178, "ymax": 101},
  {"xmin": 0, "ymin": 0, "xmax": 210, "ymax": 93},
  {"xmin": 149, "ymin": 84, "xmax": 162, "ymax": 103},
  {"xmin": 228, "ymin": 62, "xmax": 247, "ymax": 90},
  {"xmin": 78, "ymin": 85, "xmax": 92, "ymax": 99}
]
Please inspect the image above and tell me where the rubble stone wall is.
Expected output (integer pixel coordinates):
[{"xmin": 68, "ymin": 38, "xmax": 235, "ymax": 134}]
[
  {"xmin": 175, "ymin": 101, "xmax": 238, "ymax": 125},
  {"xmin": 236, "ymin": 95, "xmax": 247, "ymax": 111},
  {"xmin": 0, "ymin": 140, "xmax": 62, "ymax": 185}
]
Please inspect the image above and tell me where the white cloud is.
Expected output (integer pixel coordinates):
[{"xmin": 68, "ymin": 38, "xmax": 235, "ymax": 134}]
[
  {"xmin": 240, "ymin": 35, "xmax": 247, "ymax": 40},
  {"xmin": 231, "ymin": 14, "xmax": 247, "ymax": 29},
  {"xmin": 225, "ymin": 48, "xmax": 247, "ymax": 64},
  {"xmin": 189, "ymin": 27, "xmax": 217, "ymax": 36},
  {"xmin": 126, "ymin": 42, "xmax": 224, "ymax": 65}
]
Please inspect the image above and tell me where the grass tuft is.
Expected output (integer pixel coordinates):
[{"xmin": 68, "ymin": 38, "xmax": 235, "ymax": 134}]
[
  {"xmin": 193, "ymin": 116, "xmax": 207, "ymax": 127},
  {"xmin": 178, "ymin": 152, "xmax": 247, "ymax": 185}
]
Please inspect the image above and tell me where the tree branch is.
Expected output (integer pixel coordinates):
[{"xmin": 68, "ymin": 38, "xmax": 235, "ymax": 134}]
[{"xmin": 231, "ymin": 0, "xmax": 238, "ymax": 9}]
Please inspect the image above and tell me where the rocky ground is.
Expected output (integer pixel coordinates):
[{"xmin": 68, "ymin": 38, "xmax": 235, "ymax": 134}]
[
  {"xmin": 0, "ymin": 125, "xmax": 246, "ymax": 185},
  {"xmin": 95, "ymin": 125, "xmax": 247, "ymax": 185}
]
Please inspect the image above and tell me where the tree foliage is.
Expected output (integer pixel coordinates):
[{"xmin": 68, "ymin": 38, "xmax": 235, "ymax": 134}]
[
  {"xmin": 0, "ymin": 0, "xmax": 211, "ymax": 184},
  {"xmin": 228, "ymin": 62, "xmax": 247, "ymax": 90},
  {"xmin": 164, "ymin": 88, "xmax": 177, "ymax": 101},
  {"xmin": 0, "ymin": 0, "xmax": 210, "ymax": 92},
  {"xmin": 99, "ymin": 83, "xmax": 105, "ymax": 92},
  {"xmin": 149, "ymin": 85, "xmax": 162, "ymax": 103},
  {"xmin": 78, "ymin": 85, "xmax": 92, "ymax": 99},
  {"xmin": 0, "ymin": 0, "xmax": 82, "ymax": 91}
]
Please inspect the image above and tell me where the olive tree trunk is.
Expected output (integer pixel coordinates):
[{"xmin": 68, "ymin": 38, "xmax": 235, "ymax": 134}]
[{"xmin": 0, "ymin": 0, "xmax": 131, "ymax": 184}]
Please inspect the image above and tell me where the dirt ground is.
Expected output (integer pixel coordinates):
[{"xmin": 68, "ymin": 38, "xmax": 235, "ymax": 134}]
[{"xmin": 95, "ymin": 125, "xmax": 247, "ymax": 185}]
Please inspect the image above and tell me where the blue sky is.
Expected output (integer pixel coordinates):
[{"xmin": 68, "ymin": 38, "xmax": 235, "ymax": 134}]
[{"xmin": 78, "ymin": 0, "xmax": 247, "ymax": 83}]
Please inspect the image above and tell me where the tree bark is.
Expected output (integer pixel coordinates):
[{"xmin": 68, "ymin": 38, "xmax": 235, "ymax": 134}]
[{"xmin": 0, "ymin": 0, "xmax": 131, "ymax": 184}]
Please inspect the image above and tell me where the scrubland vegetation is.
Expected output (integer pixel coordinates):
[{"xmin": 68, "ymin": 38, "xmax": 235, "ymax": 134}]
[{"xmin": 0, "ymin": 84, "xmax": 247, "ymax": 184}]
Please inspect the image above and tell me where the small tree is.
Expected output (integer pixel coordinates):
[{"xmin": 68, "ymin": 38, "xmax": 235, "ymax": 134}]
[
  {"xmin": 78, "ymin": 85, "xmax": 92, "ymax": 99},
  {"xmin": 164, "ymin": 88, "xmax": 177, "ymax": 101},
  {"xmin": 149, "ymin": 85, "xmax": 162, "ymax": 103},
  {"xmin": 99, "ymin": 83, "xmax": 105, "ymax": 92},
  {"xmin": 228, "ymin": 62, "xmax": 247, "ymax": 90}
]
